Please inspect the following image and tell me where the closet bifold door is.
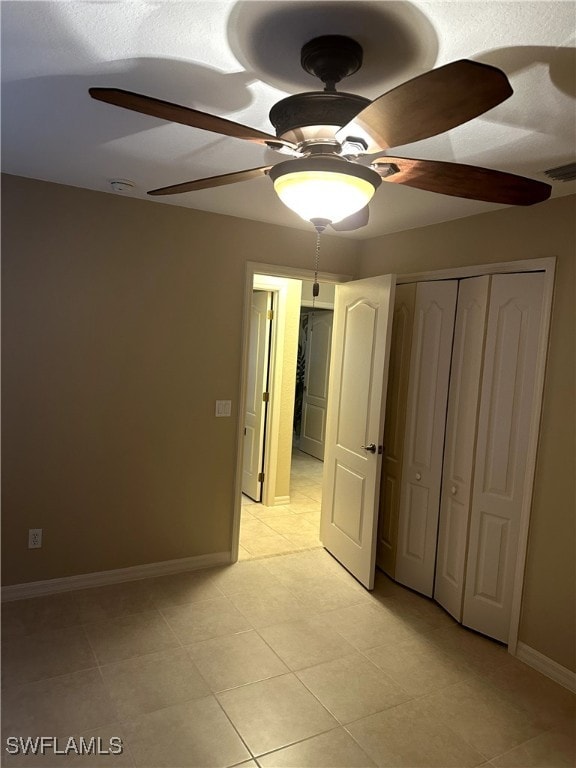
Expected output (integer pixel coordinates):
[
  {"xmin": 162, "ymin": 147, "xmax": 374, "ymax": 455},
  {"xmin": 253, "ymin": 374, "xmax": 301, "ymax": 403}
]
[
  {"xmin": 462, "ymin": 272, "xmax": 545, "ymax": 642},
  {"xmin": 434, "ymin": 276, "xmax": 490, "ymax": 621},
  {"xmin": 394, "ymin": 280, "xmax": 458, "ymax": 597},
  {"xmin": 377, "ymin": 283, "xmax": 416, "ymax": 577}
]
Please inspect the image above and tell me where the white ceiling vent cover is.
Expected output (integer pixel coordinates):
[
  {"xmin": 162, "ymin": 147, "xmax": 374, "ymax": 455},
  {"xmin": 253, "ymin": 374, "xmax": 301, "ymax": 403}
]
[{"xmin": 543, "ymin": 162, "xmax": 576, "ymax": 182}]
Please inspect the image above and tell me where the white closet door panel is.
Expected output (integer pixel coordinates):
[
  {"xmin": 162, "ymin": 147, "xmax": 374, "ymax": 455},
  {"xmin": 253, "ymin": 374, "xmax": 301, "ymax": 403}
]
[
  {"xmin": 377, "ymin": 284, "xmax": 416, "ymax": 576},
  {"xmin": 395, "ymin": 280, "xmax": 458, "ymax": 596},
  {"xmin": 463, "ymin": 272, "xmax": 545, "ymax": 642},
  {"xmin": 434, "ymin": 276, "xmax": 490, "ymax": 620}
]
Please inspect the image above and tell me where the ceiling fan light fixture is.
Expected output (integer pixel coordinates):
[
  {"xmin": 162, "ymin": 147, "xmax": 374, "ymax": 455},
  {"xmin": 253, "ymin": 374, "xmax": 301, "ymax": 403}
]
[{"xmin": 269, "ymin": 157, "xmax": 381, "ymax": 225}]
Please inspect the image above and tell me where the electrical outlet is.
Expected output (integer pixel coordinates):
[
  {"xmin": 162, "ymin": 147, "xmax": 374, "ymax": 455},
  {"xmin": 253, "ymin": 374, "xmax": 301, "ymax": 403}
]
[{"xmin": 28, "ymin": 528, "xmax": 42, "ymax": 549}]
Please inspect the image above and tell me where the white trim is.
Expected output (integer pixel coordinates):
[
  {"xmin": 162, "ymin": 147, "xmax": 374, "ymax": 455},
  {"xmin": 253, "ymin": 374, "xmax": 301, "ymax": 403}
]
[
  {"xmin": 515, "ymin": 641, "xmax": 576, "ymax": 693},
  {"xmin": 1, "ymin": 552, "xmax": 231, "ymax": 602},
  {"xmin": 272, "ymin": 495, "xmax": 291, "ymax": 506},
  {"xmin": 396, "ymin": 257, "xmax": 555, "ymax": 285},
  {"xmin": 246, "ymin": 261, "xmax": 353, "ymax": 285}
]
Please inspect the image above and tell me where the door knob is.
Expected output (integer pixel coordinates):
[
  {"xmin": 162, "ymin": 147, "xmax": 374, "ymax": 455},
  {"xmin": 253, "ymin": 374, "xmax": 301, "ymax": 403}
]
[
  {"xmin": 416, "ymin": 472, "xmax": 422, "ymax": 480},
  {"xmin": 362, "ymin": 443, "xmax": 377, "ymax": 453},
  {"xmin": 451, "ymin": 486, "xmax": 457, "ymax": 494}
]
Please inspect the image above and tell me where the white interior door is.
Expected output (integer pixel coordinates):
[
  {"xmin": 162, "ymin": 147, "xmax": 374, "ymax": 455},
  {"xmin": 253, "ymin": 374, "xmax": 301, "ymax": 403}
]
[
  {"xmin": 299, "ymin": 310, "xmax": 333, "ymax": 461},
  {"xmin": 321, "ymin": 275, "xmax": 395, "ymax": 589},
  {"xmin": 395, "ymin": 280, "xmax": 458, "ymax": 597},
  {"xmin": 242, "ymin": 291, "xmax": 271, "ymax": 501},
  {"xmin": 463, "ymin": 272, "xmax": 545, "ymax": 642},
  {"xmin": 434, "ymin": 276, "xmax": 490, "ymax": 620},
  {"xmin": 377, "ymin": 283, "xmax": 416, "ymax": 577}
]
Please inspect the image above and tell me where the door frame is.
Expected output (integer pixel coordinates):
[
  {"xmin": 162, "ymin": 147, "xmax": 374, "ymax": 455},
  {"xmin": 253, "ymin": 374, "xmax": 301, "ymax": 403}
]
[
  {"xmin": 394, "ymin": 256, "xmax": 556, "ymax": 655},
  {"xmin": 232, "ymin": 262, "xmax": 352, "ymax": 562},
  {"xmin": 242, "ymin": 289, "xmax": 273, "ymax": 502}
]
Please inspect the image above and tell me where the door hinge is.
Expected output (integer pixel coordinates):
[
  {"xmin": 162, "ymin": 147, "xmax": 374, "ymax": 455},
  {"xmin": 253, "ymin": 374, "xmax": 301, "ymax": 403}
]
[
  {"xmin": 258, "ymin": 472, "xmax": 265, "ymax": 483},
  {"xmin": 267, "ymin": 309, "xmax": 274, "ymax": 320},
  {"xmin": 262, "ymin": 392, "xmax": 270, "ymax": 402}
]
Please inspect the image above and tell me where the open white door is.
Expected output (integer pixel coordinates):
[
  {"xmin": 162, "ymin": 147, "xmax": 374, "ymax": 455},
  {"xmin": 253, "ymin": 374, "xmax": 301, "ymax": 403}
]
[
  {"xmin": 320, "ymin": 275, "xmax": 395, "ymax": 589},
  {"xmin": 299, "ymin": 310, "xmax": 333, "ymax": 461},
  {"xmin": 242, "ymin": 291, "xmax": 271, "ymax": 501}
]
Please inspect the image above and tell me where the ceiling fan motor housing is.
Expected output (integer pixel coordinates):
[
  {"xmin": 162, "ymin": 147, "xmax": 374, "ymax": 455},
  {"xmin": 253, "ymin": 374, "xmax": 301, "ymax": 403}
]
[
  {"xmin": 269, "ymin": 36, "xmax": 369, "ymax": 145},
  {"xmin": 269, "ymin": 92, "xmax": 370, "ymax": 145}
]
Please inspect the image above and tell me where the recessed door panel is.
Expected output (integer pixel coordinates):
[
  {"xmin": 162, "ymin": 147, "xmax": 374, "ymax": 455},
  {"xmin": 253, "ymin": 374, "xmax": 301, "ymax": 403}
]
[
  {"xmin": 473, "ymin": 511, "xmax": 510, "ymax": 603},
  {"xmin": 337, "ymin": 301, "xmax": 377, "ymax": 452},
  {"xmin": 483, "ymin": 301, "xmax": 524, "ymax": 498},
  {"xmin": 302, "ymin": 404, "xmax": 325, "ymax": 444},
  {"xmin": 403, "ymin": 482, "xmax": 430, "ymax": 560},
  {"xmin": 332, "ymin": 462, "xmax": 365, "ymax": 544},
  {"xmin": 380, "ymin": 475, "xmax": 398, "ymax": 551},
  {"xmin": 411, "ymin": 301, "xmax": 445, "ymax": 468},
  {"xmin": 443, "ymin": 498, "xmax": 465, "ymax": 586}
]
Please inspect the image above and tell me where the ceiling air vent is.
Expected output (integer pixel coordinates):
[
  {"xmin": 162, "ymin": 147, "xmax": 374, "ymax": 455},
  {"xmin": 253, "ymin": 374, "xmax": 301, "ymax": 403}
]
[{"xmin": 543, "ymin": 162, "xmax": 576, "ymax": 182}]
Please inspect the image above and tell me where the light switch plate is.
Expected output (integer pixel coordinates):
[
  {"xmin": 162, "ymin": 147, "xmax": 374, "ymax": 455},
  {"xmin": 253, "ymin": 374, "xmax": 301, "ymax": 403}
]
[{"xmin": 215, "ymin": 400, "xmax": 232, "ymax": 417}]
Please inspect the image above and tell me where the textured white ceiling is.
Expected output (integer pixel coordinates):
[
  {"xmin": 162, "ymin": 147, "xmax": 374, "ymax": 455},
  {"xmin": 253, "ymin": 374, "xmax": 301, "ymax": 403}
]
[{"xmin": 2, "ymin": 1, "xmax": 575, "ymax": 239}]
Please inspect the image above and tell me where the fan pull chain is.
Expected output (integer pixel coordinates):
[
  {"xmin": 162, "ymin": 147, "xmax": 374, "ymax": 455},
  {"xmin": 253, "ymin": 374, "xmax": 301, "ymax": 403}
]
[{"xmin": 311, "ymin": 230, "xmax": 321, "ymax": 322}]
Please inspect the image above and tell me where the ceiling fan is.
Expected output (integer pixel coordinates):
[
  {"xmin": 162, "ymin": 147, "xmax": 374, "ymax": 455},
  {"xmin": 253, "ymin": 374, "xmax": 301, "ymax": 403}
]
[{"xmin": 89, "ymin": 35, "xmax": 551, "ymax": 232}]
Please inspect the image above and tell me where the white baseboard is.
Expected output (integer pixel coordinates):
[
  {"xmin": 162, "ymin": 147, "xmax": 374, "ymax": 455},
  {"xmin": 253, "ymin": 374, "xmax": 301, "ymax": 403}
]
[
  {"xmin": 1, "ymin": 551, "xmax": 232, "ymax": 602},
  {"xmin": 274, "ymin": 496, "xmax": 291, "ymax": 506},
  {"xmin": 515, "ymin": 641, "xmax": 576, "ymax": 693}
]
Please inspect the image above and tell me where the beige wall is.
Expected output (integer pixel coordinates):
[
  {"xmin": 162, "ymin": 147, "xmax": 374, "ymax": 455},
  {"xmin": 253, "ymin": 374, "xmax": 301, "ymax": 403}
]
[
  {"xmin": 358, "ymin": 194, "xmax": 576, "ymax": 672},
  {"xmin": 1, "ymin": 174, "xmax": 359, "ymax": 585},
  {"xmin": 2, "ymin": 173, "xmax": 574, "ymax": 673}
]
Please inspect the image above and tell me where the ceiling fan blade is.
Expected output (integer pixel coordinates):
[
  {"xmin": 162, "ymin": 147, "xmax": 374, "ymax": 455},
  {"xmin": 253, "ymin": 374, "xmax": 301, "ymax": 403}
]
[
  {"xmin": 336, "ymin": 60, "xmax": 513, "ymax": 153},
  {"xmin": 89, "ymin": 88, "xmax": 296, "ymax": 150},
  {"xmin": 148, "ymin": 166, "xmax": 273, "ymax": 196},
  {"xmin": 374, "ymin": 157, "xmax": 551, "ymax": 205},
  {"xmin": 330, "ymin": 205, "xmax": 370, "ymax": 231}
]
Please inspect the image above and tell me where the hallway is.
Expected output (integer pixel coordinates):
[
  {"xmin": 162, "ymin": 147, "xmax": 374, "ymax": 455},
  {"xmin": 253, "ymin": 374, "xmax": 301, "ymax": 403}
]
[{"xmin": 239, "ymin": 450, "xmax": 323, "ymax": 560}]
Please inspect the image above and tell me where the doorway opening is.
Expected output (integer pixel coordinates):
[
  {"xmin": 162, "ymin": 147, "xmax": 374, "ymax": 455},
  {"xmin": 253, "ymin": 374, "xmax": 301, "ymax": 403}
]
[{"xmin": 238, "ymin": 274, "xmax": 335, "ymax": 560}]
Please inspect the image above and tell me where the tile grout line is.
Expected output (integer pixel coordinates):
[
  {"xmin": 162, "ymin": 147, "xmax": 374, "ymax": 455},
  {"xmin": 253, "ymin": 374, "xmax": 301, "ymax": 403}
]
[{"xmin": 4, "ymin": 546, "xmax": 573, "ymax": 767}]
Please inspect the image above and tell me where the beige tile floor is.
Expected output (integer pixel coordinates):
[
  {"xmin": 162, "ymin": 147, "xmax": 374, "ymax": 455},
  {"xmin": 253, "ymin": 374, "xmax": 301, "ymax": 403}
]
[
  {"xmin": 2, "ymin": 549, "xmax": 575, "ymax": 767},
  {"xmin": 239, "ymin": 450, "xmax": 323, "ymax": 560}
]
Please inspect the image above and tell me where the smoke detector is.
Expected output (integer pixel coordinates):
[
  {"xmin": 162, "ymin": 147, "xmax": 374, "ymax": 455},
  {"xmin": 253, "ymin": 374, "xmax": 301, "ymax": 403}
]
[{"xmin": 109, "ymin": 179, "xmax": 136, "ymax": 193}]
